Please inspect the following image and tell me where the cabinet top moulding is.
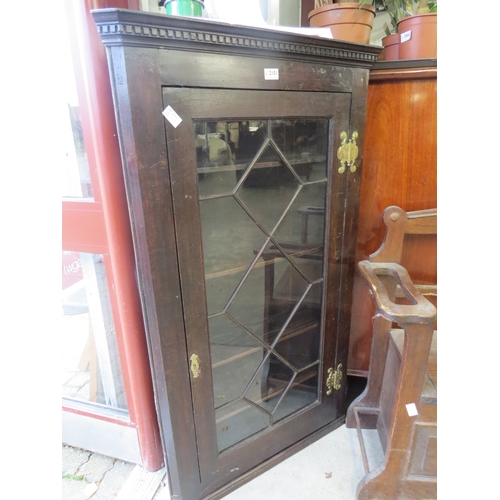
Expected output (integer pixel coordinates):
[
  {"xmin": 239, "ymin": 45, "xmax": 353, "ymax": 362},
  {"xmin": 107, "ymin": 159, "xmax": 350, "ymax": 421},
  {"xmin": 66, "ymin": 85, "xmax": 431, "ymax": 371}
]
[
  {"xmin": 91, "ymin": 8, "xmax": 381, "ymax": 68},
  {"xmin": 369, "ymin": 58, "xmax": 437, "ymax": 81}
]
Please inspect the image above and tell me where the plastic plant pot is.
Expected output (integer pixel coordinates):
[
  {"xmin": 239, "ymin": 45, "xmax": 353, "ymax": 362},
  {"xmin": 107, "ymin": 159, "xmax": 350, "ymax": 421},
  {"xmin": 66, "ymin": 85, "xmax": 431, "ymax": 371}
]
[{"xmin": 164, "ymin": 0, "xmax": 204, "ymax": 17}]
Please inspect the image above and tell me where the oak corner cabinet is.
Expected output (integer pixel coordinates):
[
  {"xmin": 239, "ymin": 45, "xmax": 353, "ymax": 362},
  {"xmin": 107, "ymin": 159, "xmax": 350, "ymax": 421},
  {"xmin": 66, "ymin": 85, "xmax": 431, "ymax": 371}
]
[{"xmin": 93, "ymin": 9, "xmax": 380, "ymax": 499}]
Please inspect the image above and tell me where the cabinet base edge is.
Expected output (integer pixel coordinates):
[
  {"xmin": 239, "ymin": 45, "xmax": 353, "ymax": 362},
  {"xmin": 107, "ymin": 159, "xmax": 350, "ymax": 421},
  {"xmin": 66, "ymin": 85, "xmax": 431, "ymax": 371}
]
[{"xmin": 202, "ymin": 416, "xmax": 346, "ymax": 500}]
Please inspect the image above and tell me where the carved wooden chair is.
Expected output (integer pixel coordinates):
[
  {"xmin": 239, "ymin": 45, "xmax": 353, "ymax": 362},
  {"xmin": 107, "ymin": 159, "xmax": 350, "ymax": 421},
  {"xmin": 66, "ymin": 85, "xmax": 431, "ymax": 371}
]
[{"xmin": 346, "ymin": 206, "xmax": 437, "ymax": 499}]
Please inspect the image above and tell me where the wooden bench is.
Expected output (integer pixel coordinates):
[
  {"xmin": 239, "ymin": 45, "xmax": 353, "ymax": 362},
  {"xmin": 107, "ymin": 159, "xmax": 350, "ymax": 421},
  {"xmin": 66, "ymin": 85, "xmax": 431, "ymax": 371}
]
[{"xmin": 346, "ymin": 206, "xmax": 437, "ymax": 499}]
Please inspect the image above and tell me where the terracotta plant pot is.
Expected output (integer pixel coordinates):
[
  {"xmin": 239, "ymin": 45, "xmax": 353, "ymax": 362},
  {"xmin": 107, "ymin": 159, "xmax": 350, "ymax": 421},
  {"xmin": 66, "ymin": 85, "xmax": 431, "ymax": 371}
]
[
  {"xmin": 397, "ymin": 13, "xmax": 437, "ymax": 60},
  {"xmin": 378, "ymin": 33, "xmax": 399, "ymax": 61},
  {"xmin": 308, "ymin": 2, "xmax": 376, "ymax": 45}
]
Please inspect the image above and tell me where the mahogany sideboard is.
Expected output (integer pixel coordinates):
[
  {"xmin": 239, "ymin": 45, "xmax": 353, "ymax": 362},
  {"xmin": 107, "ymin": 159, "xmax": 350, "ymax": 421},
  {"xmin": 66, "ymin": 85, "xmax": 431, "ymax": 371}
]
[{"xmin": 348, "ymin": 60, "xmax": 437, "ymax": 376}]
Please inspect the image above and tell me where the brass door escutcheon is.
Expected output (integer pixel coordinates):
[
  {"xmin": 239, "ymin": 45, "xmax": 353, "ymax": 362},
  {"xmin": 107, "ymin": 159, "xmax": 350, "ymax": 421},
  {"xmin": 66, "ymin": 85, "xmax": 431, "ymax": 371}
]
[
  {"xmin": 190, "ymin": 353, "xmax": 201, "ymax": 378},
  {"xmin": 337, "ymin": 131, "xmax": 359, "ymax": 174},
  {"xmin": 326, "ymin": 363, "xmax": 342, "ymax": 395}
]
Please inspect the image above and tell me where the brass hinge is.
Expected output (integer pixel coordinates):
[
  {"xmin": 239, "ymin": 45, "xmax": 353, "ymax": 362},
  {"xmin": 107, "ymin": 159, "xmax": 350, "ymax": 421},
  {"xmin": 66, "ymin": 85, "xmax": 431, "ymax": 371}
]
[
  {"xmin": 190, "ymin": 353, "xmax": 201, "ymax": 378},
  {"xmin": 326, "ymin": 363, "xmax": 342, "ymax": 395},
  {"xmin": 337, "ymin": 131, "xmax": 359, "ymax": 174}
]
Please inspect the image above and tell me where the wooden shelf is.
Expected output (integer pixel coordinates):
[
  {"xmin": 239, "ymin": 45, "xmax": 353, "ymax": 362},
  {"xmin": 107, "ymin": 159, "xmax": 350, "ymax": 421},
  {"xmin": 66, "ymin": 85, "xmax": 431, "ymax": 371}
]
[
  {"xmin": 197, "ymin": 154, "xmax": 326, "ymax": 174},
  {"xmin": 211, "ymin": 316, "xmax": 320, "ymax": 370},
  {"xmin": 204, "ymin": 243, "xmax": 323, "ymax": 281},
  {"xmin": 261, "ymin": 243, "xmax": 323, "ymax": 261},
  {"xmin": 215, "ymin": 366, "xmax": 319, "ymax": 425}
]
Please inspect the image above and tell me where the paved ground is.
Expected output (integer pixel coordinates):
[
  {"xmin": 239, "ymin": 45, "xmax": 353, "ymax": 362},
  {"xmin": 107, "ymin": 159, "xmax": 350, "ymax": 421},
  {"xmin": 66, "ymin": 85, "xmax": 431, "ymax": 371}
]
[{"xmin": 62, "ymin": 445, "xmax": 135, "ymax": 500}]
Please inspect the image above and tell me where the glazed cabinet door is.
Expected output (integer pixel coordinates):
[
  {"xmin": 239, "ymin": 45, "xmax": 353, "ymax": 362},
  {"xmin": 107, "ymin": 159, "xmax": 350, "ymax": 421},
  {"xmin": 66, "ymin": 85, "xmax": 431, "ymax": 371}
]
[{"xmin": 162, "ymin": 87, "xmax": 351, "ymax": 495}]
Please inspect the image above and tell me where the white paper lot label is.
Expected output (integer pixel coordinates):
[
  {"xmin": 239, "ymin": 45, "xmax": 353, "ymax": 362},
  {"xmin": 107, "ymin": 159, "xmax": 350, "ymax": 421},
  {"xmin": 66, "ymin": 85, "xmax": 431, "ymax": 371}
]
[
  {"xmin": 400, "ymin": 30, "xmax": 412, "ymax": 43},
  {"xmin": 406, "ymin": 403, "xmax": 418, "ymax": 417},
  {"xmin": 264, "ymin": 68, "xmax": 279, "ymax": 80},
  {"xmin": 162, "ymin": 105, "xmax": 182, "ymax": 128}
]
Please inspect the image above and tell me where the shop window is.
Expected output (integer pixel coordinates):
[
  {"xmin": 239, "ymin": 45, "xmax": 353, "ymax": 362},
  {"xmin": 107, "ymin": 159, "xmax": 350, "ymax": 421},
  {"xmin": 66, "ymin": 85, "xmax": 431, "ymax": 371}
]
[
  {"xmin": 62, "ymin": 251, "xmax": 127, "ymax": 411},
  {"xmin": 61, "ymin": 7, "xmax": 93, "ymax": 200}
]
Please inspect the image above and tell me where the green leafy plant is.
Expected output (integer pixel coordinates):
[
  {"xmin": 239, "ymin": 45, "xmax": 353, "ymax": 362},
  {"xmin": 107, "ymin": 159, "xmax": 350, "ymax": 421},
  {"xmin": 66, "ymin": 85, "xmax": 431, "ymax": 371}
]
[
  {"xmin": 312, "ymin": 0, "xmax": 436, "ymax": 35},
  {"xmin": 313, "ymin": 1, "xmax": 375, "ymax": 6},
  {"xmin": 364, "ymin": 1, "xmax": 437, "ymax": 35},
  {"xmin": 378, "ymin": 1, "xmax": 418, "ymax": 35}
]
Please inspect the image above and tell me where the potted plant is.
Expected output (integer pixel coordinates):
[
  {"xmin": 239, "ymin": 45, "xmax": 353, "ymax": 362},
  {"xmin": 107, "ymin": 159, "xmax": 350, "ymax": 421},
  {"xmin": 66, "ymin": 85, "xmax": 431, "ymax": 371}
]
[
  {"xmin": 308, "ymin": 1, "xmax": 377, "ymax": 45},
  {"xmin": 376, "ymin": 0, "xmax": 437, "ymax": 60},
  {"xmin": 397, "ymin": 0, "xmax": 437, "ymax": 59},
  {"xmin": 379, "ymin": 31, "xmax": 400, "ymax": 60},
  {"xmin": 376, "ymin": 0, "xmax": 413, "ymax": 60}
]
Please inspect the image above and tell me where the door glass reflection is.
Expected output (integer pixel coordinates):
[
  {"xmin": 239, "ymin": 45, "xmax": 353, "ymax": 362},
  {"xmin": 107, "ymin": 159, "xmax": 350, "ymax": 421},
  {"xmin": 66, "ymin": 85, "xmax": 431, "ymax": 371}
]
[{"xmin": 195, "ymin": 119, "xmax": 329, "ymax": 452}]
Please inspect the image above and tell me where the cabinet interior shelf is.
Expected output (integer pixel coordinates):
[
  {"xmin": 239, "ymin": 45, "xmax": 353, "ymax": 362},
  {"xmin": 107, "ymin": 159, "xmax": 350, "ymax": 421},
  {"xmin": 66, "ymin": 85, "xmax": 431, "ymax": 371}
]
[
  {"xmin": 211, "ymin": 318, "xmax": 319, "ymax": 370},
  {"xmin": 215, "ymin": 367, "xmax": 319, "ymax": 425},
  {"xmin": 205, "ymin": 244, "xmax": 323, "ymax": 281},
  {"xmin": 197, "ymin": 154, "xmax": 326, "ymax": 174}
]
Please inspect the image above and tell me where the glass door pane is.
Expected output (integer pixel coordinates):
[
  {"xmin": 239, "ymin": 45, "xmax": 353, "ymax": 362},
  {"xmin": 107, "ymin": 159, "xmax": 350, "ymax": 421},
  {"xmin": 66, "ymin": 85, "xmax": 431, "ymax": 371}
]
[
  {"xmin": 62, "ymin": 251, "xmax": 128, "ymax": 411},
  {"xmin": 196, "ymin": 119, "xmax": 328, "ymax": 452}
]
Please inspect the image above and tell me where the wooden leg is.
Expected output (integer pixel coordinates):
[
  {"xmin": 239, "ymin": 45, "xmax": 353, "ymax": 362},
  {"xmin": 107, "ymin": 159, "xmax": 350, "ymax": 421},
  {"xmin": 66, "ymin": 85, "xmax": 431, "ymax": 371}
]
[
  {"xmin": 261, "ymin": 257, "xmax": 275, "ymax": 399},
  {"xmin": 385, "ymin": 322, "xmax": 433, "ymax": 450},
  {"xmin": 357, "ymin": 450, "xmax": 407, "ymax": 500},
  {"xmin": 357, "ymin": 448, "xmax": 436, "ymax": 499},
  {"xmin": 356, "ymin": 322, "xmax": 435, "ymax": 500},
  {"xmin": 346, "ymin": 314, "xmax": 392, "ymax": 428},
  {"xmin": 301, "ymin": 213, "xmax": 308, "ymax": 243}
]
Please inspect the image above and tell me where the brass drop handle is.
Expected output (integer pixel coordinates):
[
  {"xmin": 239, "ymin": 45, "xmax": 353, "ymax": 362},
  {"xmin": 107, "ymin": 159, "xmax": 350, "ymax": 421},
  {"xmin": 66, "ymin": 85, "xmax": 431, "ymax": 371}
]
[
  {"xmin": 337, "ymin": 131, "xmax": 359, "ymax": 174},
  {"xmin": 326, "ymin": 363, "xmax": 342, "ymax": 395},
  {"xmin": 190, "ymin": 353, "xmax": 201, "ymax": 379}
]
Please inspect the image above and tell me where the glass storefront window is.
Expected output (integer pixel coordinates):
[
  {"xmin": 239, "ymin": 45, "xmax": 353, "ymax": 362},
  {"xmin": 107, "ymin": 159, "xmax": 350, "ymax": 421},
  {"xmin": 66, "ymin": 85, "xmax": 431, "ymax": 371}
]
[
  {"xmin": 62, "ymin": 251, "xmax": 128, "ymax": 412},
  {"xmin": 61, "ymin": 13, "xmax": 93, "ymax": 200}
]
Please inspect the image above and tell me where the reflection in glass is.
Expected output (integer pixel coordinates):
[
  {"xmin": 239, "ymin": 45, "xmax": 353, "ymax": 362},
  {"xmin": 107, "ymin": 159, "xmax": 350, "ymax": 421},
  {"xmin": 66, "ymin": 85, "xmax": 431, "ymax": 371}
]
[
  {"xmin": 265, "ymin": 284, "xmax": 322, "ymax": 357},
  {"xmin": 236, "ymin": 145, "xmax": 300, "ymax": 235},
  {"xmin": 201, "ymin": 196, "xmax": 268, "ymax": 315},
  {"xmin": 273, "ymin": 183, "xmax": 327, "ymax": 283},
  {"xmin": 243, "ymin": 352, "xmax": 295, "ymax": 413},
  {"xmin": 61, "ymin": 15, "xmax": 93, "ymax": 199},
  {"xmin": 210, "ymin": 315, "xmax": 264, "ymax": 410},
  {"xmin": 274, "ymin": 183, "xmax": 327, "ymax": 247},
  {"xmin": 195, "ymin": 118, "xmax": 329, "ymax": 452},
  {"xmin": 215, "ymin": 400, "xmax": 270, "ymax": 452},
  {"xmin": 271, "ymin": 119, "xmax": 328, "ymax": 182},
  {"xmin": 200, "ymin": 197, "xmax": 268, "ymax": 277},
  {"xmin": 272, "ymin": 367, "xmax": 319, "ymax": 424},
  {"xmin": 62, "ymin": 251, "xmax": 127, "ymax": 411}
]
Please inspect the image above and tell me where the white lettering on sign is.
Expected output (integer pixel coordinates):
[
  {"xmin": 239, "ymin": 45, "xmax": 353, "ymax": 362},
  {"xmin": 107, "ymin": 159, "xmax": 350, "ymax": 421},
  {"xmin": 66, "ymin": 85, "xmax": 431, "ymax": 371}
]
[
  {"xmin": 63, "ymin": 259, "xmax": 82, "ymax": 276},
  {"xmin": 162, "ymin": 105, "xmax": 182, "ymax": 128},
  {"xmin": 400, "ymin": 30, "xmax": 412, "ymax": 43},
  {"xmin": 264, "ymin": 68, "xmax": 279, "ymax": 80}
]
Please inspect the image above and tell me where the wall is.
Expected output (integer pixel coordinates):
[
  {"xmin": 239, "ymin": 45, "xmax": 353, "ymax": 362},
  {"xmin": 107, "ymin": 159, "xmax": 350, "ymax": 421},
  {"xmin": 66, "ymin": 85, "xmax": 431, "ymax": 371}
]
[
  {"xmin": 370, "ymin": 11, "xmax": 390, "ymax": 45},
  {"xmin": 142, "ymin": 0, "xmax": 302, "ymax": 26}
]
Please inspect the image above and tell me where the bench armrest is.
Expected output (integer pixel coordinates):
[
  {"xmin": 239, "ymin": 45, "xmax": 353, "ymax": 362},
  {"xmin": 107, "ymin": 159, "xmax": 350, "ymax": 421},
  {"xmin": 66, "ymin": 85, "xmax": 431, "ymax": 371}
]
[{"xmin": 358, "ymin": 260, "xmax": 436, "ymax": 325}]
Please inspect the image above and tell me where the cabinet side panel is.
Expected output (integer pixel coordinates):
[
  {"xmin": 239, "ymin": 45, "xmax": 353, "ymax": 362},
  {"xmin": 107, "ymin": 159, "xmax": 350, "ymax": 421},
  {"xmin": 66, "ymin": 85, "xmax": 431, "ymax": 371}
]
[
  {"xmin": 348, "ymin": 73, "xmax": 437, "ymax": 375},
  {"xmin": 106, "ymin": 45, "xmax": 202, "ymax": 499},
  {"xmin": 333, "ymin": 67, "xmax": 370, "ymax": 406}
]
